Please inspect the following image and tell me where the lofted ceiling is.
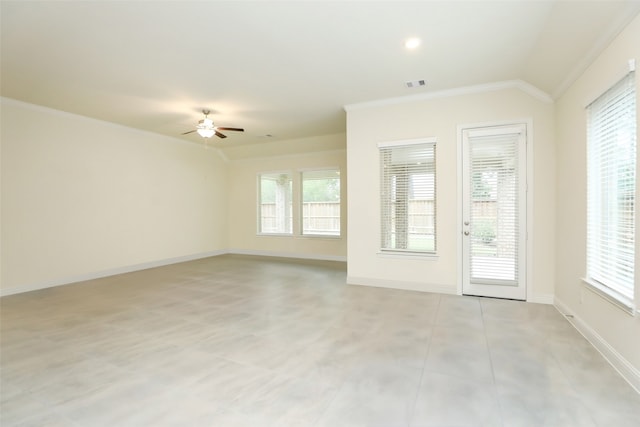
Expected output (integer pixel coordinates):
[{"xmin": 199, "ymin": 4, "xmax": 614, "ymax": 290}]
[{"xmin": 2, "ymin": 1, "xmax": 639, "ymax": 155}]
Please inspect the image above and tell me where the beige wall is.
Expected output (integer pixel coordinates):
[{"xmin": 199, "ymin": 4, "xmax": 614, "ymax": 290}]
[
  {"xmin": 346, "ymin": 87, "xmax": 556, "ymax": 301},
  {"xmin": 1, "ymin": 99, "xmax": 229, "ymax": 294},
  {"xmin": 227, "ymin": 135, "xmax": 347, "ymax": 260},
  {"xmin": 555, "ymin": 14, "xmax": 640, "ymax": 374},
  {"xmin": 0, "ymin": 100, "xmax": 347, "ymax": 295}
]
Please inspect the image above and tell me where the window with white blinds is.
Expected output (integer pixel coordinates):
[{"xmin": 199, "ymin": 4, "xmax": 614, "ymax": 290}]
[
  {"xmin": 379, "ymin": 139, "xmax": 436, "ymax": 253},
  {"xmin": 587, "ymin": 71, "xmax": 636, "ymax": 303},
  {"xmin": 258, "ymin": 172, "xmax": 293, "ymax": 235}
]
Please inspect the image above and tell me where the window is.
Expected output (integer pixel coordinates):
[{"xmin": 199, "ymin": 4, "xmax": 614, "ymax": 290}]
[
  {"xmin": 301, "ymin": 169, "xmax": 341, "ymax": 236},
  {"xmin": 258, "ymin": 172, "xmax": 292, "ymax": 234},
  {"xmin": 587, "ymin": 70, "xmax": 636, "ymax": 305},
  {"xmin": 379, "ymin": 138, "xmax": 436, "ymax": 253}
]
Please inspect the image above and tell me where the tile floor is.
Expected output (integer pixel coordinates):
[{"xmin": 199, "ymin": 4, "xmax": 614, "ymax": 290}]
[{"xmin": 1, "ymin": 255, "xmax": 639, "ymax": 427}]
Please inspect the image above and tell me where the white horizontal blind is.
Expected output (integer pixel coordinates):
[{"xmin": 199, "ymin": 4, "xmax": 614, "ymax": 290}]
[
  {"xmin": 468, "ymin": 132, "xmax": 520, "ymax": 284},
  {"xmin": 380, "ymin": 142, "xmax": 436, "ymax": 253},
  {"xmin": 259, "ymin": 172, "xmax": 293, "ymax": 234},
  {"xmin": 587, "ymin": 71, "xmax": 636, "ymax": 300}
]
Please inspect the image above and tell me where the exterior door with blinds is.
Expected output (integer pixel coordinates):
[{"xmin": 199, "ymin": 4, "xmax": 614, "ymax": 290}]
[{"xmin": 461, "ymin": 124, "xmax": 527, "ymax": 300}]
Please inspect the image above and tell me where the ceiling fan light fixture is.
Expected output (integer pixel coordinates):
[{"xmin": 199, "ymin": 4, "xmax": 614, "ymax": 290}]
[
  {"xmin": 197, "ymin": 127, "xmax": 216, "ymax": 138},
  {"xmin": 182, "ymin": 109, "xmax": 243, "ymax": 139},
  {"xmin": 196, "ymin": 116, "xmax": 216, "ymax": 138}
]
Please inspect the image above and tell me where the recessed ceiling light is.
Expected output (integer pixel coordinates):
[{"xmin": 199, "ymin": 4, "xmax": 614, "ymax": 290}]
[{"xmin": 404, "ymin": 37, "xmax": 421, "ymax": 50}]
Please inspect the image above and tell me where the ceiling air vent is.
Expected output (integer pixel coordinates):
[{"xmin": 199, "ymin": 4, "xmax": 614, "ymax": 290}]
[{"xmin": 405, "ymin": 79, "xmax": 426, "ymax": 88}]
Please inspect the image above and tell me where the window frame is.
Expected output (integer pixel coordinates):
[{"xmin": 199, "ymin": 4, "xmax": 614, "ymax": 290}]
[
  {"xmin": 300, "ymin": 168, "xmax": 341, "ymax": 238},
  {"xmin": 378, "ymin": 137, "xmax": 437, "ymax": 256},
  {"xmin": 585, "ymin": 69, "xmax": 637, "ymax": 312},
  {"xmin": 257, "ymin": 171, "xmax": 294, "ymax": 236}
]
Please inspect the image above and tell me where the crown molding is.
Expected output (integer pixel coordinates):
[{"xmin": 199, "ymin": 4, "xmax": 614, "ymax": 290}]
[{"xmin": 343, "ymin": 80, "xmax": 553, "ymax": 112}]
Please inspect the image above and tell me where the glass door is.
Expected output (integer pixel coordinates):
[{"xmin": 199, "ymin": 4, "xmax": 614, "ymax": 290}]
[{"xmin": 461, "ymin": 124, "xmax": 527, "ymax": 300}]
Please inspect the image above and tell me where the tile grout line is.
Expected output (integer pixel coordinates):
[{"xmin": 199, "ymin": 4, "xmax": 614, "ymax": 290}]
[
  {"xmin": 479, "ymin": 299, "xmax": 507, "ymax": 427},
  {"xmin": 405, "ymin": 293, "xmax": 441, "ymax": 427}
]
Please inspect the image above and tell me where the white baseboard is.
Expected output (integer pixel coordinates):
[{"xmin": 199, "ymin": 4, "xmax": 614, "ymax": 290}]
[
  {"xmin": 555, "ymin": 297, "xmax": 640, "ymax": 394},
  {"xmin": 528, "ymin": 294, "xmax": 555, "ymax": 304},
  {"xmin": 1, "ymin": 250, "xmax": 346, "ymax": 297},
  {"xmin": 0, "ymin": 250, "xmax": 227, "ymax": 297},
  {"xmin": 347, "ymin": 275, "xmax": 457, "ymax": 295},
  {"xmin": 228, "ymin": 249, "xmax": 347, "ymax": 263}
]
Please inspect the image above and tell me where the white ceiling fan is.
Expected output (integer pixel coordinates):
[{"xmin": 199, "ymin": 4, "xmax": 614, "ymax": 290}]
[{"xmin": 182, "ymin": 110, "xmax": 244, "ymax": 139}]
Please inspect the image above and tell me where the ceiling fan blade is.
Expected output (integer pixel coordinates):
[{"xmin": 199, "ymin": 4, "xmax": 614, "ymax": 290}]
[
  {"xmin": 215, "ymin": 131, "xmax": 227, "ymax": 139},
  {"xmin": 181, "ymin": 130, "xmax": 197, "ymax": 135},
  {"xmin": 216, "ymin": 127, "xmax": 244, "ymax": 132}
]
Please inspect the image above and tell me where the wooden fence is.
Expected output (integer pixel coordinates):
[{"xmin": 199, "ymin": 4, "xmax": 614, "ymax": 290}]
[
  {"xmin": 260, "ymin": 202, "xmax": 340, "ymax": 235},
  {"xmin": 260, "ymin": 200, "xmax": 499, "ymax": 239}
]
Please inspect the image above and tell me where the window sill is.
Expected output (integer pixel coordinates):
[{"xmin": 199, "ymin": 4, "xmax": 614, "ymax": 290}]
[
  {"xmin": 256, "ymin": 233, "xmax": 342, "ymax": 240},
  {"xmin": 581, "ymin": 278, "xmax": 637, "ymax": 317},
  {"xmin": 377, "ymin": 250, "xmax": 438, "ymax": 260},
  {"xmin": 300, "ymin": 234, "xmax": 342, "ymax": 240},
  {"xmin": 257, "ymin": 233, "xmax": 294, "ymax": 237}
]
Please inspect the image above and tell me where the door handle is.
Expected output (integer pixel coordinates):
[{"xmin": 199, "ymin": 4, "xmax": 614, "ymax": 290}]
[{"xmin": 464, "ymin": 231, "xmax": 470, "ymax": 236}]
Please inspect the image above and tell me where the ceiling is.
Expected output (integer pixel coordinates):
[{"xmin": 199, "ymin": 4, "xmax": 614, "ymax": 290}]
[{"xmin": 2, "ymin": 1, "xmax": 639, "ymax": 155}]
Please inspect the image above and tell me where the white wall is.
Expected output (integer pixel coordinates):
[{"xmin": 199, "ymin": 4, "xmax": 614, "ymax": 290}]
[
  {"xmin": 555, "ymin": 14, "xmax": 640, "ymax": 382},
  {"xmin": 227, "ymin": 135, "xmax": 347, "ymax": 261},
  {"xmin": 345, "ymin": 86, "xmax": 555, "ymax": 301},
  {"xmin": 1, "ymin": 99, "xmax": 229, "ymax": 294}
]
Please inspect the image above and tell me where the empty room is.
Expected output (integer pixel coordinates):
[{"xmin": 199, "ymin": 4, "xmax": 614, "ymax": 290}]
[{"xmin": 1, "ymin": 1, "xmax": 639, "ymax": 426}]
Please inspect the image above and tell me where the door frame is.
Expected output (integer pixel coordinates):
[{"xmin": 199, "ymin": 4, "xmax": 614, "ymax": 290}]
[{"xmin": 456, "ymin": 119, "xmax": 534, "ymax": 301}]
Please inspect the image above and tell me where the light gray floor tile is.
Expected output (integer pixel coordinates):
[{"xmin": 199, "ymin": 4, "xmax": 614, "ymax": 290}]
[
  {"xmin": 1, "ymin": 255, "xmax": 638, "ymax": 427},
  {"xmin": 6, "ymin": 411, "xmax": 79, "ymax": 427},
  {"xmin": 316, "ymin": 379, "xmax": 416, "ymax": 427},
  {"xmin": 424, "ymin": 324, "xmax": 494, "ymax": 383},
  {"xmin": 0, "ymin": 391, "xmax": 50, "ymax": 426},
  {"xmin": 230, "ymin": 373, "xmax": 339, "ymax": 427},
  {"xmin": 411, "ymin": 372, "xmax": 503, "ymax": 427}
]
